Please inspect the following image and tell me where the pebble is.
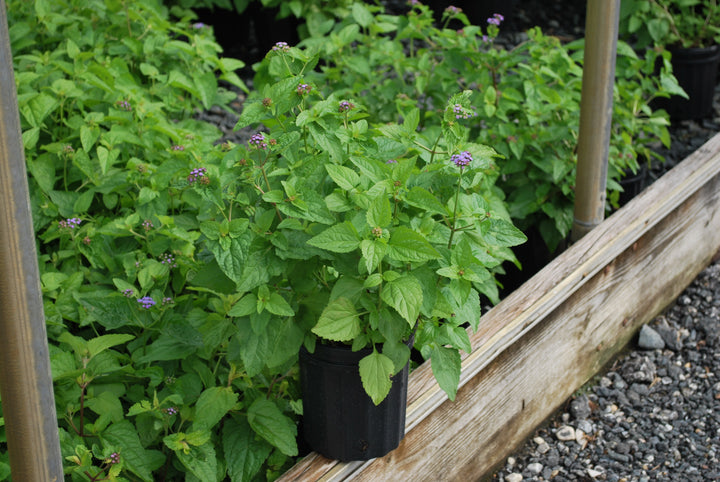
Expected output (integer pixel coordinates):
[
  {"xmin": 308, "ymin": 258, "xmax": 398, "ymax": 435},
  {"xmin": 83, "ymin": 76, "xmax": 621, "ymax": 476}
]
[
  {"xmin": 638, "ymin": 324, "xmax": 665, "ymax": 350},
  {"xmin": 556, "ymin": 425, "xmax": 576, "ymax": 442},
  {"xmin": 505, "ymin": 474, "xmax": 523, "ymax": 482}
]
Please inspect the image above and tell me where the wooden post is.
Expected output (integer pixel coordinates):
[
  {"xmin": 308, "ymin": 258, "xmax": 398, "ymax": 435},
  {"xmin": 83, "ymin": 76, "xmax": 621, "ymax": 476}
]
[
  {"xmin": 0, "ymin": 1, "xmax": 64, "ymax": 480},
  {"xmin": 571, "ymin": 0, "xmax": 621, "ymax": 242}
]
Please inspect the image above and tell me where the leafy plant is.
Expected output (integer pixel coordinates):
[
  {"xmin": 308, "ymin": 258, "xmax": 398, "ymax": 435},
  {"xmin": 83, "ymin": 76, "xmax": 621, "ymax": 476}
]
[
  {"xmin": 233, "ymin": 41, "xmax": 525, "ymax": 404},
  {"xmin": 7, "ymin": 0, "xmax": 303, "ymax": 480},
  {"xmin": 620, "ymin": 0, "xmax": 720, "ymax": 49},
  {"xmin": 275, "ymin": 2, "xmax": 679, "ymax": 251}
]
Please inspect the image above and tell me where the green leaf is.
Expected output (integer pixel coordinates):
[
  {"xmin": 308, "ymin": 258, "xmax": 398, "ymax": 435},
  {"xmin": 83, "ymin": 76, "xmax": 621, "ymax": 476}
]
[
  {"xmin": 360, "ymin": 239, "xmax": 387, "ymax": 274},
  {"xmin": 193, "ymin": 387, "xmax": 238, "ymax": 431},
  {"xmin": 381, "ymin": 275, "xmax": 423, "ymax": 326},
  {"xmin": 352, "ymin": 2, "xmax": 374, "ymax": 28},
  {"xmin": 247, "ymin": 398, "xmax": 298, "ymax": 456},
  {"xmin": 404, "ymin": 186, "xmax": 447, "ymax": 215},
  {"xmin": 430, "ymin": 345, "xmax": 461, "ymax": 401},
  {"xmin": 266, "ymin": 292, "xmax": 295, "ymax": 316},
  {"xmin": 194, "ymin": 71, "xmax": 218, "ymax": 110},
  {"xmin": 325, "ymin": 163, "xmax": 359, "ymax": 190},
  {"xmin": 174, "ymin": 438, "xmax": 218, "ymax": 482},
  {"xmin": 87, "ymin": 334, "xmax": 134, "ymax": 359},
  {"xmin": 359, "ymin": 350, "xmax": 394, "ymax": 405},
  {"xmin": 312, "ymin": 297, "xmax": 361, "ymax": 341},
  {"xmin": 102, "ymin": 420, "xmax": 165, "ymax": 482},
  {"xmin": 366, "ymin": 195, "xmax": 392, "ymax": 228},
  {"xmin": 223, "ymin": 417, "xmax": 272, "ymax": 482},
  {"xmin": 387, "ymin": 226, "xmax": 441, "ymax": 263},
  {"xmin": 307, "ymin": 222, "xmax": 361, "ymax": 253},
  {"xmin": 228, "ymin": 293, "xmax": 257, "ymax": 317}
]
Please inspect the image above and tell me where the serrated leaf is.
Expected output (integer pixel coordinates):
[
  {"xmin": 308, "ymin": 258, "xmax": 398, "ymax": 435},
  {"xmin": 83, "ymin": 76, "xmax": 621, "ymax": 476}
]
[
  {"xmin": 404, "ymin": 186, "xmax": 447, "ymax": 215},
  {"xmin": 87, "ymin": 334, "xmax": 134, "ymax": 359},
  {"xmin": 381, "ymin": 275, "xmax": 423, "ymax": 326},
  {"xmin": 175, "ymin": 439, "xmax": 217, "ymax": 482},
  {"xmin": 223, "ymin": 417, "xmax": 272, "ymax": 482},
  {"xmin": 366, "ymin": 195, "xmax": 392, "ymax": 228},
  {"xmin": 103, "ymin": 420, "xmax": 165, "ymax": 482},
  {"xmin": 360, "ymin": 239, "xmax": 387, "ymax": 274},
  {"xmin": 325, "ymin": 163, "xmax": 359, "ymax": 190},
  {"xmin": 193, "ymin": 387, "xmax": 238, "ymax": 431},
  {"xmin": 266, "ymin": 292, "xmax": 294, "ymax": 316},
  {"xmin": 359, "ymin": 351, "xmax": 394, "ymax": 405},
  {"xmin": 307, "ymin": 222, "xmax": 361, "ymax": 253},
  {"xmin": 247, "ymin": 398, "xmax": 298, "ymax": 456},
  {"xmin": 228, "ymin": 293, "xmax": 256, "ymax": 317},
  {"xmin": 312, "ymin": 297, "xmax": 361, "ymax": 341},
  {"xmin": 387, "ymin": 226, "xmax": 441, "ymax": 262},
  {"xmin": 430, "ymin": 345, "xmax": 461, "ymax": 401}
]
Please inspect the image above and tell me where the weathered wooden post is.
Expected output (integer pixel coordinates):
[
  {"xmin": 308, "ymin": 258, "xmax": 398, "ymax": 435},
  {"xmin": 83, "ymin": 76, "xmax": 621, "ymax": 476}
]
[
  {"xmin": 0, "ymin": 1, "xmax": 64, "ymax": 479},
  {"xmin": 571, "ymin": 0, "xmax": 621, "ymax": 242}
]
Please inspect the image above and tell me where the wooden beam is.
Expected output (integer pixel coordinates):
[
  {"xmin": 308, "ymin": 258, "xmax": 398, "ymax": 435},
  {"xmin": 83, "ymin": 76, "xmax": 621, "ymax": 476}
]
[{"xmin": 279, "ymin": 132, "xmax": 720, "ymax": 481}]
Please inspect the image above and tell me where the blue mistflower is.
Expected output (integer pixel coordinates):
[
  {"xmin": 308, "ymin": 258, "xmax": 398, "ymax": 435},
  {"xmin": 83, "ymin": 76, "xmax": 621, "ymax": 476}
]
[{"xmin": 451, "ymin": 151, "xmax": 473, "ymax": 169}]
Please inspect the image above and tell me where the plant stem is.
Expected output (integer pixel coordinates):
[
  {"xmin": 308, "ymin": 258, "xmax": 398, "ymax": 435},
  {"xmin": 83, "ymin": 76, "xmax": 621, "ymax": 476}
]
[{"xmin": 447, "ymin": 170, "xmax": 464, "ymax": 249}]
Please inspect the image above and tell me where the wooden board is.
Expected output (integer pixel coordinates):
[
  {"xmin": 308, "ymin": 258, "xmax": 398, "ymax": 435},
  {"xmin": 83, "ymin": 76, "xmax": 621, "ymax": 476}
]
[{"xmin": 279, "ymin": 132, "xmax": 720, "ymax": 481}]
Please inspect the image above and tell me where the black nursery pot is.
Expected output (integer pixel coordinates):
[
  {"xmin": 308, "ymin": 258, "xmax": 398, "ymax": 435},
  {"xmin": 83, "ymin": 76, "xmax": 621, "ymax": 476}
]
[
  {"xmin": 664, "ymin": 45, "xmax": 720, "ymax": 120},
  {"xmin": 299, "ymin": 342, "xmax": 410, "ymax": 461}
]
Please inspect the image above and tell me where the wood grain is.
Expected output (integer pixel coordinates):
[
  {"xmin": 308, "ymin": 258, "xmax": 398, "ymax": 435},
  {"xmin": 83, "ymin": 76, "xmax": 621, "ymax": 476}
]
[{"xmin": 278, "ymin": 132, "xmax": 720, "ymax": 481}]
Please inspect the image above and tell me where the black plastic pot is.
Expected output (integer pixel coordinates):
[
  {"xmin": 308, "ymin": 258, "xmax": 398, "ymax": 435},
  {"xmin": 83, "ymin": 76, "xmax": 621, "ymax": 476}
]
[
  {"xmin": 618, "ymin": 164, "xmax": 648, "ymax": 207},
  {"xmin": 663, "ymin": 45, "xmax": 720, "ymax": 120},
  {"xmin": 299, "ymin": 341, "xmax": 411, "ymax": 461}
]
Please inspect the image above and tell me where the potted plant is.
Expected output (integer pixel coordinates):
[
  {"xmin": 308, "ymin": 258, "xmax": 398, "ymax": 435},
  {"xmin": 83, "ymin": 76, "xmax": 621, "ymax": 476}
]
[
  {"xmin": 230, "ymin": 35, "xmax": 526, "ymax": 459},
  {"xmin": 620, "ymin": 0, "xmax": 720, "ymax": 119}
]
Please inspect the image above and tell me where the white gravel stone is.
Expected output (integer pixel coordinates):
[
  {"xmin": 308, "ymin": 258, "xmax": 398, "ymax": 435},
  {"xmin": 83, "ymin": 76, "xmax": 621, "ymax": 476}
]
[
  {"xmin": 505, "ymin": 473, "xmax": 523, "ymax": 482},
  {"xmin": 556, "ymin": 425, "xmax": 576, "ymax": 442},
  {"xmin": 526, "ymin": 462, "xmax": 543, "ymax": 475}
]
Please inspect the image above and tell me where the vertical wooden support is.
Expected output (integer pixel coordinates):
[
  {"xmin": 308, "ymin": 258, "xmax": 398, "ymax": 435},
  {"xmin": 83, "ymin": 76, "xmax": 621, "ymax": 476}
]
[
  {"xmin": 0, "ymin": 1, "xmax": 64, "ymax": 480},
  {"xmin": 571, "ymin": 0, "xmax": 621, "ymax": 242}
]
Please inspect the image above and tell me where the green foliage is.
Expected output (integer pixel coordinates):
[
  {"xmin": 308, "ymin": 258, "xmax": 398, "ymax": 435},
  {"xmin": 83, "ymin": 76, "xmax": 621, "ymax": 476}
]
[
  {"xmin": 6, "ymin": 0, "xmax": 302, "ymax": 480},
  {"xmin": 282, "ymin": 2, "xmax": 679, "ymax": 251},
  {"xmin": 241, "ymin": 44, "xmax": 524, "ymax": 403},
  {"xmin": 620, "ymin": 0, "xmax": 720, "ymax": 48}
]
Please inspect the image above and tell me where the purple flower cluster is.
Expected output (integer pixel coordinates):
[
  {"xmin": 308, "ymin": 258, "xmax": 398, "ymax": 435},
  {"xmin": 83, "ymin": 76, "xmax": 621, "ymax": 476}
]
[
  {"xmin": 445, "ymin": 5, "xmax": 462, "ymax": 15},
  {"xmin": 249, "ymin": 133, "xmax": 268, "ymax": 149},
  {"xmin": 297, "ymin": 83, "xmax": 311, "ymax": 95},
  {"xmin": 171, "ymin": 145, "xmax": 185, "ymax": 151},
  {"xmin": 165, "ymin": 407, "xmax": 178, "ymax": 416},
  {"xmin": 339, "ymin": 100, "xmax": 355, "ymax": 112},
  {"xmin": 272, "ymin": 41, "xmax": 290, "ymax": 53},
  {"xmin": 187, "ymin": 167, "xmax": 207, "ymax": 184},
  {"xmin": 142, "ymin": 219, "xmax": 154, "ymax": 231},
  {"xmin": 108, "ymin": 453, "xmax": 120, "ymax": 465},
  {"xmin": 408, "ymin": 0, "xmax": 421, "ymax": 5},
  {"xmin": 453, "ymin": 103, "xmax": 476, "ymax": 120},
  {"xmin": 192, "ymin": 22, "xmax": 205, "ymax": 29},
  {"xmin": 123, "ymin": 289, "xmax": 134, "ymax": 298},
  {"xmin": 137, "ymin": 296, "xmax": 155, "ymax": 309},
  {"xmin": 160, "ymin": 253, "xmax": 178, "ymax": 268},
  {"xmin": 451, "ymin": 151, "xmax": 473, "ymax": 169},
  {"xmin": 162, "ymin": 297, "xmax": 174, "ymax": 305},
  {"xmin": 386, "ymin": 159, "xmax": 398, "ymax": 164},
  {"xmin": 59, "ymin": 218, "xmax": 82, "ymax": 229},
  {"xmin": 487, "ymin": 13, "xmax": 504, "ymax": 25},
  {"xmin": 117, "ymin": 100, "xmax": 132, "ymax": 111}
]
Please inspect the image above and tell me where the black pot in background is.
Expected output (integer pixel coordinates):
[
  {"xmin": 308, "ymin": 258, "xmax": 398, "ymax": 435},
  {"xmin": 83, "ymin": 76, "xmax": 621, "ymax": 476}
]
[
  {"xmin": 299, "ymin": 340, "xmax": 411, "ymax": 461},
  {"xmin": 660, "ymin": 45, "xmax": 720, "ymax": 121},
  {"xmin": 618, "ymin": 164, "xmax": 648, "ymax": 207}
]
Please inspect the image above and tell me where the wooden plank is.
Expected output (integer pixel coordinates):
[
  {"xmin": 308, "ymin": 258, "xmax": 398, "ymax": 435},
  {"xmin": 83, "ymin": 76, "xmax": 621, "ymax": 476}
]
[{"xmin": 279, "ymin": 132, "xmax": 720, "ymax": 481}]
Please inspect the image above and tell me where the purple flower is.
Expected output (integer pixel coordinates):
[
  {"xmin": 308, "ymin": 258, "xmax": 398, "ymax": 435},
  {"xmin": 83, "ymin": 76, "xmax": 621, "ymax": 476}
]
[
  {"xmin": 297, "ymin": 83, "xmax": 311, "ymax": 95},
  {"xmin": 162, "ymin": 297, "xmax": 174, "ymax": 305},
  {"xmin": 386, "ymin": 159, "xmax": 398, "ymax": 164},
  {"xmin": 187, "ymin": 167, "xmax": 207, "ymax": 184},
  {"xmin": 487, "ymin": 13, "xmax": 504, "ymax": 26},
  {"xmin": 123, "ymin": 289, "xmax": 134, "ymax": 298},
  {"xmin": 142, "ymin": 219, "xmax": 154, "ymax": 231},
  {"xmin": 59, "ymin": 218, "xmax": 82, "ymax": 229},
  {"xmin": 107, "ymin": 452, "xmax": 120, "ymax": 464},
  {"xmin": 249, "ymin": 133, "xmax": 268, "ymax": 149},
  {"xmin": 451, "ymin": 151, "xmax": 473, "ymax": 169},
  {"xmin": 160, "ymin": 253, "xmax": 178, "ymax": 268},
  {"xmin": 192, "ymin": 22, "xmax": 205, "ymax": 29},
  {"xmin": 452, "ymin": 103, "xmax": 476, "ymax": 120},
  {"xmin": 272, "ymin": 41, "xmax": 290, "ymax": 53},
  {"xmin": 116, "ymin": 100, "xmax": 132, "ymax": 111},
  {"xmin": 408, "ymin": 0, "xmax": 421, "ymax": 5},
  {"xmin": 165, "ymin": 407, "xmax": 178, "ymax": 416},
  {"xmin": 137, "ymin": 296, "xmax": 155, "ymax": 309},
  {"xmin": 339, "ymin": 100, "xmax": 355, "ymax": 112},
  {"xmin": 445, "ymin": 6, "xmax": 462, "ymax": 15},
  {"xmin": 171, "ymin": 145, "xmax": 185, "ymax": 151}
]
